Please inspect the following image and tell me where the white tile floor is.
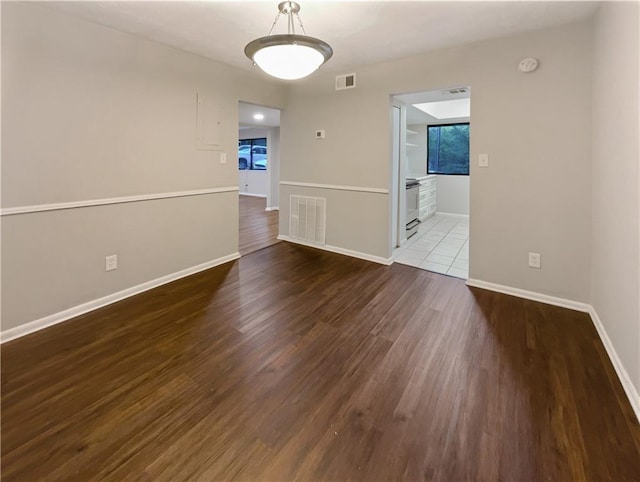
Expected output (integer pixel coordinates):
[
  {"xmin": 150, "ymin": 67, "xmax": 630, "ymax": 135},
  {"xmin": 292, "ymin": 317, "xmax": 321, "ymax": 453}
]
[{"xmin": 393, "ymin": 213, "xmax": 469, "ymax": 279}]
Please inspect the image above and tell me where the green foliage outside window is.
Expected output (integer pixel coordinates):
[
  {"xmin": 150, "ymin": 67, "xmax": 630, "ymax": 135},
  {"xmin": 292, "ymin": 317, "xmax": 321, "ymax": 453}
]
[{"xmin": 427, "ymin": 123, "xmax": 469, "ymax": 175}]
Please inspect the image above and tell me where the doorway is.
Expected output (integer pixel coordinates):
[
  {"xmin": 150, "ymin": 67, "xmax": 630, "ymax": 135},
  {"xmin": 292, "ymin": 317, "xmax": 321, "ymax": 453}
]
[
  {"xmin": 237, "ymin": 101, "xmax": 282, "ymax": 255},
  {"xmin": 390, "ymin": 87, "xmax": 471, "ymax": 279}
]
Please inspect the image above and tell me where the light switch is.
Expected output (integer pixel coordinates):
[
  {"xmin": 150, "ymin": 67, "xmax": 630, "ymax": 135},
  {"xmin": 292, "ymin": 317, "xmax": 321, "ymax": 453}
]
[
  {"xmin": 528, "ymin": 252, "xmax": 541, "ymax": 269},
  {"xmin": 479, "ymin": 153, "xmax": 489, "ymax": 167},
  {"xmin": 220, "ymin": 152, "xmax": 227, "ymax": 164}
]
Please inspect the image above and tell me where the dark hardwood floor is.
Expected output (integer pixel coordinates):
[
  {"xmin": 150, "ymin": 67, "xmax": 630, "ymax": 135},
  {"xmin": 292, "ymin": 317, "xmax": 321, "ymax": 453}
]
[
  {"xmin": 2, "ymin": 243, "xmax": 639, "ymax": 481},
  {"xmin": 239, "ymin": 195, "xmax": 279, "ymax": 256}
]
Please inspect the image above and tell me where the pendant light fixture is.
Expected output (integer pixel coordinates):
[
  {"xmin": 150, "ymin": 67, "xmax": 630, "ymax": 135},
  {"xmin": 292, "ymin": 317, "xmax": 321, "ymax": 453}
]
[{"xmin": 244, "ymin": 1, "xmax": 333, "ymax": 81}]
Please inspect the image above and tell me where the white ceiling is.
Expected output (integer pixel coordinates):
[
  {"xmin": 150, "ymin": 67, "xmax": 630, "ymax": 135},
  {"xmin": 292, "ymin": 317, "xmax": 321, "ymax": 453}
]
[
  {"xmin": 239, "ymin": 101, "xmax": 281, "ymax": 128},
  {"xmin": 42, "ymin": 1, "xmax": 599, "ymax": 77},
  {"xmin": 396, "ymin": 88, "xmax": 471, "ymax": 124}
]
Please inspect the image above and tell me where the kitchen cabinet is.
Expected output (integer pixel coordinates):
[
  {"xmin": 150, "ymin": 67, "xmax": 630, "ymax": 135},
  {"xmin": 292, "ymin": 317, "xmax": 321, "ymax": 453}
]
[{"xmin": 418, "ymin": 176, "xmax": 437, "ymax": 220}]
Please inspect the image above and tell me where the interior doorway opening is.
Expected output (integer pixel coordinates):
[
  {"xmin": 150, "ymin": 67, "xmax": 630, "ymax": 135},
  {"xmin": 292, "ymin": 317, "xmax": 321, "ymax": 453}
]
[
  {"xmin": 237, "ymin": 101, "xmax": 282, "ymax": 255},
  {"xmin": 390, "ymin": 87, "xmax": 471, "ymax": 279}
]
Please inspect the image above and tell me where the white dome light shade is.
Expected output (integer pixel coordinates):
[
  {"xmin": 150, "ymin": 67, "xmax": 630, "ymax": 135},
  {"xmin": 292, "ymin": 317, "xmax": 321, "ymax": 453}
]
[
  {"xmin": 245, "ymin": 32, "xmax": 333, "ymax": 81},
  {"xmin": 253, "ymin": 44, "xmax": 324, "ymax": 80}
]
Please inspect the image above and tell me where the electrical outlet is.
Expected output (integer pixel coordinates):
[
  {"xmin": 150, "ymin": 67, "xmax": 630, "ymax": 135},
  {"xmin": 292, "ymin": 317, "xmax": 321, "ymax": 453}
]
[
  {"xmin": 528, "ymin": 252, "xmax": 541, "ymax": 269},
  {"xmin": 479, "ymin": 153, "xmax": 489, "ymax": 167},
  {"xmin": 105, "ymin": 255, "xmax": 118, "ymax": 272}
]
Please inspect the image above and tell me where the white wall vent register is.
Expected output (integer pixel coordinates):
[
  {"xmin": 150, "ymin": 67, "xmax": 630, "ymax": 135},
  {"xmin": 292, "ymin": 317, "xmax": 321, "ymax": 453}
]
[
  {"xmin": 443, "ymin": 88, "xmax": 468, "ymax": 95},
  {"xmin": 289, "ymin": 195, "xmax": 326, "ymax": 245},
  {"xmin": 335, "ymin": 73, "xmax": 356, "ymax": 90}
]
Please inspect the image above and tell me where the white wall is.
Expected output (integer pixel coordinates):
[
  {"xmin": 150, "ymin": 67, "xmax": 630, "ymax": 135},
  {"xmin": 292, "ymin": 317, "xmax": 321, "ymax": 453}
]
[
  {"xmin": 239, "ymin": 171, "xmax": 268, "ymax": 197},
  {"xmin": 279, "ymin": 88, "xmax": 391, "ymax": 258},
  {"xmin": 436, "ymin": 176, "xmax": 469, "ymax": 215},
  {"xmin": 591, "ymin": 2, "xmax": 640, "ymax": 403},
  {"xmin": 1, "ymin": 3, "xmax": 286, "ymax": 332},
  {"xmin": 281, "ymin": 20, "xmax": 593, "ymax": 304},
  {"xmin": 407, "ymin": 123, "xmax": 427, "ymax": 177}
]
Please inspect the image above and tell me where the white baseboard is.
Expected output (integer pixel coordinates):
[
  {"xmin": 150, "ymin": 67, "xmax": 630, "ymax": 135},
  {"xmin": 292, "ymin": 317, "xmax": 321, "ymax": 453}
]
[
  {"xmin": 466, "ymin": 277, "xmax": 638, "ymax": 423},
  {"xmin": 265, "ymin": 206, "xmax": 279, "ymax": 212},
  {"xmin": 465, "ymin": 278, "xmax": 590, "ymax": 312},
  {"xmin": 239, "ymin": 192, "xmax": 267, "ymax": 198},
  {"xmin": 0, "ymin": 252, "xmax": 240, "ymax": 344},
  {"xmin": 588, "ymin": 306, "xmax": 640, "ymax": 422},
  {"xmin": 277, "ymin": 235, "xmax": 392, "ymax": 265}
]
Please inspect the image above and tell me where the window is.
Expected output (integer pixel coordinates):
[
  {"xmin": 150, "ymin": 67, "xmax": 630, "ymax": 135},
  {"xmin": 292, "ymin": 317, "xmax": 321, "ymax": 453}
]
[
  {"xmin": 238, "ymin": 138, "xmax": 267, "ymax": 170},
  {"xmin": 427, "ymin": 123, "xmax": 469, "ymax": 175}
]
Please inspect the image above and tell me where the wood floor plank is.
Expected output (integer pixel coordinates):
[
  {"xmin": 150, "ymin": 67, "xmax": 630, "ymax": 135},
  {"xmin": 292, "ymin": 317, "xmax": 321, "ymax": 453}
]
[
  {"xmin": 238, "ymin": 195, "xmax": 279, "ymax": 256},
  {"xmin": 2, "ymin": 242, "xmax": 639, "ymax": 481}
]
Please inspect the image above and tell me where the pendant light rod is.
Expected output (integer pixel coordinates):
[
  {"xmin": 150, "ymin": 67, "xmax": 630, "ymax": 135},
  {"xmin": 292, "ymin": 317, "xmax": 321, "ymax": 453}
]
[{"xmin": 288, "ymin": 7, "xmax": 295, "ymax": 34}]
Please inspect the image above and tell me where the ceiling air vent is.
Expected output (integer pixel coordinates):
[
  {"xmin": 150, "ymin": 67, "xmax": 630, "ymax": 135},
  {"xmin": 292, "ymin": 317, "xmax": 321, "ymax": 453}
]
[
  {"xmin": 443, "ymin": 88, "xmax": 468, "ymax": 95},
  {"xmin": 335, "ymin": 73, "xmax": 356, "ymax": 91}
]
